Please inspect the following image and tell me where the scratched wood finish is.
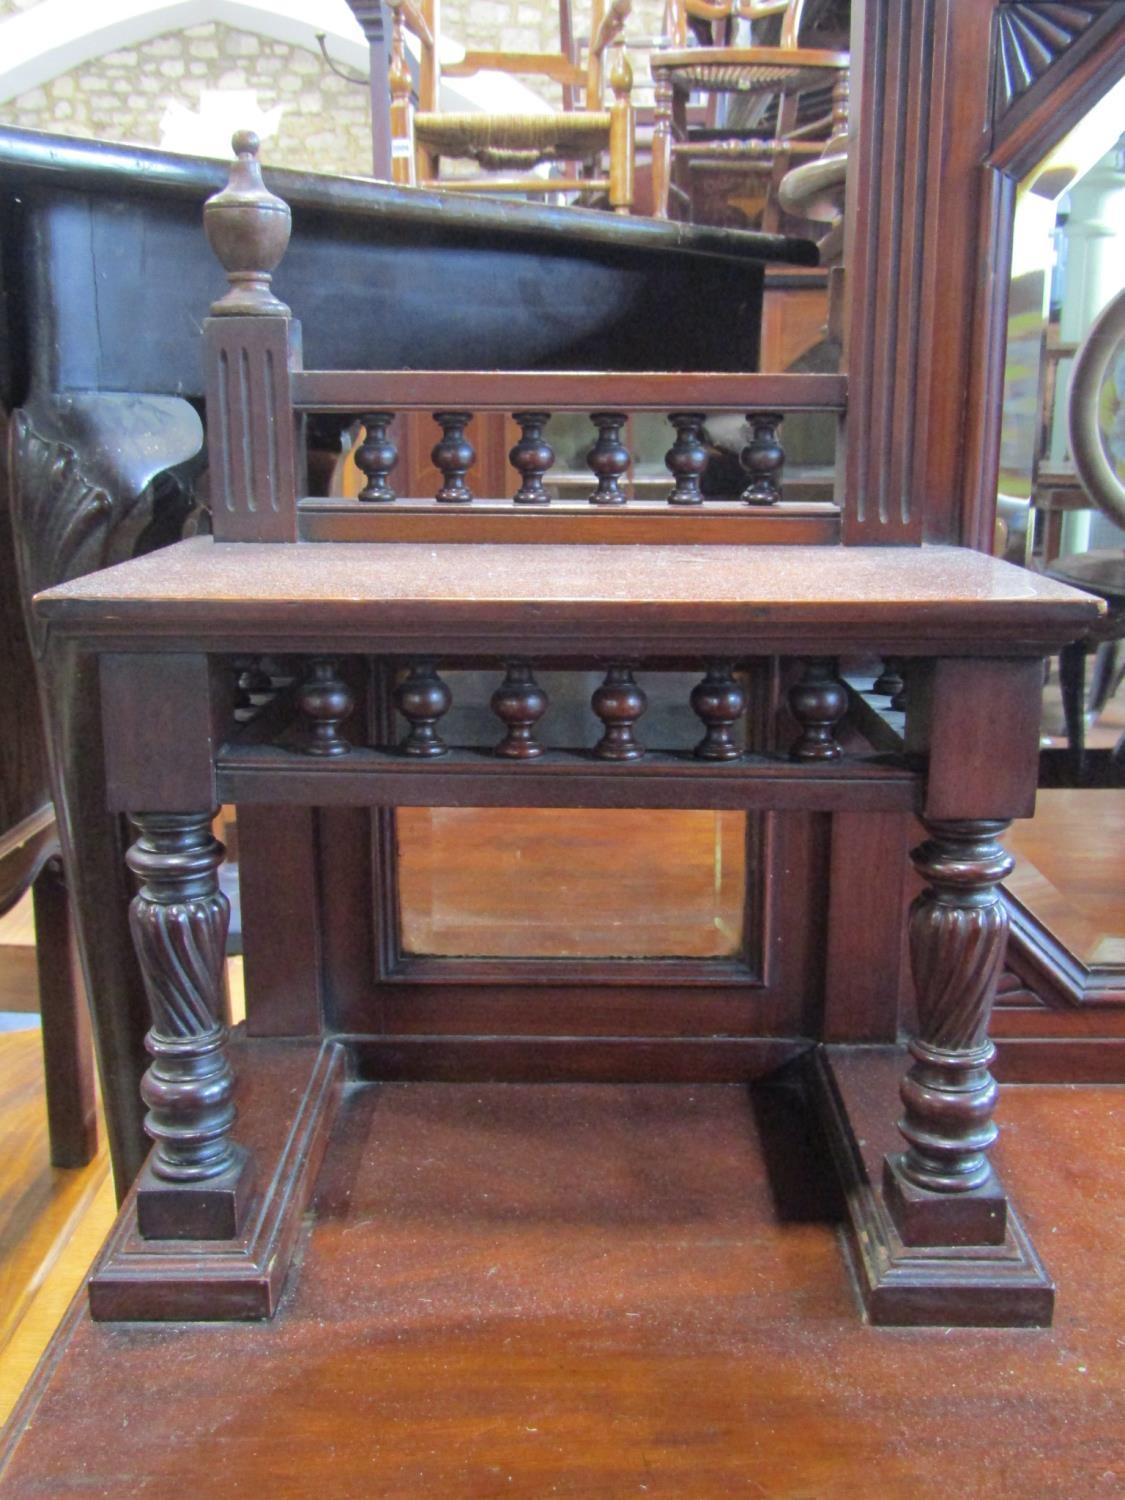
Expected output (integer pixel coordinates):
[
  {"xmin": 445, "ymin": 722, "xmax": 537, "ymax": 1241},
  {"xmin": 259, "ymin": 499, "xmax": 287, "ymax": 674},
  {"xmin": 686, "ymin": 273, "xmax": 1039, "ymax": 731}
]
[{"xmin": 37, "ymin": 539, "xmax": 1101, "ymax": 656}]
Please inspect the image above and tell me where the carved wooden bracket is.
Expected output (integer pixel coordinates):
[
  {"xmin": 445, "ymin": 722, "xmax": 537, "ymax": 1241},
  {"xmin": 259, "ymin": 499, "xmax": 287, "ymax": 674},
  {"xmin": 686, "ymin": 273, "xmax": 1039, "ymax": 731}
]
[{"xmin": 8, "ymin": 394, "xmax": 203, "ymax": 648}]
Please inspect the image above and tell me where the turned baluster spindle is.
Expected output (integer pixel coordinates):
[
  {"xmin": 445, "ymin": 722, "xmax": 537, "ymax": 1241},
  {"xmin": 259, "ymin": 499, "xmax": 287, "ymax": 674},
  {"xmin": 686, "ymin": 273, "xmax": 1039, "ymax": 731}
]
[
  {"xmin": 883, "ymin": 820, "xmax": 1014, "ymax": 1246},
  {"xmin": 665, "ymin": 411, "xmax": 708, "ymax": 505},
  {"xmin": 873, "ymin": 656, "xmax": 905, "ymax": 699},
  {"xmin": 592, "ymin": 665, "xmax": 647, "ymax": 760},
  {"xmin": 297, "ymin": 658, "xmax": 354, "ymax": 756},
  {"xmin": 510, "ymin": 412, "xmax": 555, "ymax": 505},
  {"xmin": 788, "ymin": 659, "xmax": 847, "ymax": 760},
  {"xmin": 432, "ymin": 412, "xmax": 475, "ymax": 503},
  {"xmin": 691, "ymin": 662, "xmax": 745, "ymax": 760},
  {"xmin": 395, "ymin": 662, "xmax": 452, "ymax": 756},
  {"xmin": 356, "ymin": 412, "xmax": 398, "ymax": 502},
  {"xmin": 587, "ymin": 412, "xmax": 630, "ymax": 505},
  {"xmin": 126, "ymin": 812, "xmax": 253, "ymax": 1238},
  {"xmin": 492, "ymin": 663, "xmax": 549, "ymax": 759},
  {"xmin": 740, "ymin": 411, "xmax": 785, "ymax": 505}
]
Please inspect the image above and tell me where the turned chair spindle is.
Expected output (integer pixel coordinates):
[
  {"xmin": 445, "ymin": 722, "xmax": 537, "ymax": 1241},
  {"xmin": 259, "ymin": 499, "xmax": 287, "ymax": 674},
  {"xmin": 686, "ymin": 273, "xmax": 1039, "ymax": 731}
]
[
  {"xmin": 587, "ymin": 412, "xmax": 630, "ymax": 505},
  {"xmin": 510, "ymin": 412, "xmax": 555, "ymax": 505},
  {"xmin": 740, "ymin": 412, "xmax": 785, "ymax": 506},
  {"xmin": 432, "ymin": 412, "xmax": 475, "ymax": 503},
  {"xmin": 788, "ymin": 659, "xmax": 847, "ymax": 760},
  {"xmin": 592, "ymin": 665, "xmax": 646, "ymax": 759},
  {"xmin": 356, "ymin": 413, "xmax": 398, "ymax": 502},
  {"xmin": 665, "ymin": 412, "xmax": 708, "ymax": 505},
  {"xmin": 297, "ymin": 658, "xmax": 354, "ymax": 756},
  {"xmin": 691, "ymin": 662, "xmax": 745, "ymax": 760},
  {"xmin": 395, "ymin": 662, "xmax": 453, "ymax": 755},
  {"xmin": 492, "ymin": 664, "xmax": 549, "ymax": 758}
]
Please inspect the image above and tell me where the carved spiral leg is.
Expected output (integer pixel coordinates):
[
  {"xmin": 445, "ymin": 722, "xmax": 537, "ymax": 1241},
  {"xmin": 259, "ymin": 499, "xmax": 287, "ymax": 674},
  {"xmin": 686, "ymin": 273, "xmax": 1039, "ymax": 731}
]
[
  {"xmin": 883, "ymin": 819, "xmax": 1013, "ymax": 1247},
  {"xmin": 127, "ymin": 813, "xmax": 253, "ymax": 1239}
]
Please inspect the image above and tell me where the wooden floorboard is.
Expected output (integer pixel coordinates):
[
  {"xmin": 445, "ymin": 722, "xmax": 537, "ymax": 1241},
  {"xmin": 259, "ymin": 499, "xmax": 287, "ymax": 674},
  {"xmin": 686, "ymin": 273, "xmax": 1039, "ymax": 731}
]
[
  {"xmin": 0, "ymin": 1032, "xmax": 113, "ymax": 1422},
  {"xmin": 1007, "ymin": 789, "xmax": 1125, "ymax": 967},
  {"xmin": 1, "ymin": 1075, "xmax": 1123, "ymax": 1497}
]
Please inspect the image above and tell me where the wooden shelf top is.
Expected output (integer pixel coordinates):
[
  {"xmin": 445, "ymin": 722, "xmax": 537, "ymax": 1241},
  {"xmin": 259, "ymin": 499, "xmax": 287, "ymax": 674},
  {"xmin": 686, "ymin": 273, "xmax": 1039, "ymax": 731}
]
[{"xmin": 35, "ymin": 539, "xmax": 1103, "ymax": 656}]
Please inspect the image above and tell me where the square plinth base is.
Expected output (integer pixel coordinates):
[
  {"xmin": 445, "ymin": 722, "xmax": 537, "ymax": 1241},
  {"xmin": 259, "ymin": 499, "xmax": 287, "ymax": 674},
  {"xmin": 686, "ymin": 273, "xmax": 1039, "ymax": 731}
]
[
  {"xmin": 883, "ymin": 1154, "xmax": 1008, "ymax": 1247},
  {"xmin": 809, "ymin": 1045, "xmax": 1054, "ymax": 1327},
  {"xmin": 89, "ymin": 1037, "xmax": 345, "ymax": 1321},
  {"xmin": 136, "ymin": 1144, "xmax": 256, "ymax": 1241}
]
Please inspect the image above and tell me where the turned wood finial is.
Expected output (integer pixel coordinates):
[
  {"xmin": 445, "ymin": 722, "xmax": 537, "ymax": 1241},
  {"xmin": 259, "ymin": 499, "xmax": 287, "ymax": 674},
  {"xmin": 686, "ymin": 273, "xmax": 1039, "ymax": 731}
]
[{"xmin": 204, "ymin": 130, "xmax": 292, "ymax": 317}]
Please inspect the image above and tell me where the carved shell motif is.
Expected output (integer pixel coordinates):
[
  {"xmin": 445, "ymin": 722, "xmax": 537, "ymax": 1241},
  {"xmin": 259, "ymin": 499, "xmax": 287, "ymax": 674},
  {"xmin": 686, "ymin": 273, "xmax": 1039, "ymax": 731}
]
[{"xmin": 994, "ymin": 2, "xmax": 1107, "ymax": 116}]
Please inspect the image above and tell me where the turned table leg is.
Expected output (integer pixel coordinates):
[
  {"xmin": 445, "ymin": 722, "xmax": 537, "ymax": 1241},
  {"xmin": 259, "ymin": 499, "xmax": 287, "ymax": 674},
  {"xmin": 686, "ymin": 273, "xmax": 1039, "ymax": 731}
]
[
  {"xmin": 883, "ymin": 818, "xmax": 1013, "ymax": 1246},
  {"xmin": 127, "ymin": 811, "xmax": 254, "ymax": 1239}
]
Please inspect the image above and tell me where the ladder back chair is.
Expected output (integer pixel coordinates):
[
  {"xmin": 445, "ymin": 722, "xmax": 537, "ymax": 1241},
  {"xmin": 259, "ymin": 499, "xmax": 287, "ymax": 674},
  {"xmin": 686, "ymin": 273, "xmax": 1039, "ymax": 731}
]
[
  {"xmin": 651, "ymin": 0, "xmax": 848, "ymax": 223},
  {"xmin": 388, "ymin": 0, "xmax": 636, "ymax": 213}
]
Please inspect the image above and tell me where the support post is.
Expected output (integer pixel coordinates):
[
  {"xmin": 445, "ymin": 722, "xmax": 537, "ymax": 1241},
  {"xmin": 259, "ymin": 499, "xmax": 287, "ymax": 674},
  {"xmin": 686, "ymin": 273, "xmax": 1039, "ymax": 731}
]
[
  {"xmin": 127, "ymin": 812, "xmax": 254, "ymax": 1240},
  {"xmin": 883, "ymin": 818, "xmax": 1012, "ymax": 1246}
]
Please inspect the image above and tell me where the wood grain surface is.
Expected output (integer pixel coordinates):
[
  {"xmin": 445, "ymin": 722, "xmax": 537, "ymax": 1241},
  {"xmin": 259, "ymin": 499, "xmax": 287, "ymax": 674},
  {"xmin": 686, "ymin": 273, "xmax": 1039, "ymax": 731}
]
[
  {"xmin": 34, "ymin": 539, "xmax": 1102, "ymax": 657},
  {"xmin": 0, "ymin": 1033, "xmax": 109, "ymax": 1380},
  {"xmin": 2, "ymin": 1073, "xmax": 1123, "ymax": 1496}
]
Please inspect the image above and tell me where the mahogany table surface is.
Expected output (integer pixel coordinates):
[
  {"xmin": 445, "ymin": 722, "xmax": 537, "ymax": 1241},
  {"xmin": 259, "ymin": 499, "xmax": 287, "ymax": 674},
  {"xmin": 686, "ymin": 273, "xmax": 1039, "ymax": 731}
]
[
  {"xmin": 34, "ymin": 539, "xmax": 1103, "ymax": 657},
  {"xmin": 2, "ymin": 1069, "xmax": 1123, "ymax": 1498}
]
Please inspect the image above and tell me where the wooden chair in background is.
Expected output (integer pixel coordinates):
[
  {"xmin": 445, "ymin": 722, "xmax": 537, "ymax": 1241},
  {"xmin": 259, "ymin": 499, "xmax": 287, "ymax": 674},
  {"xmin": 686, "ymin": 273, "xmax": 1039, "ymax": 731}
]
[
  {"xmin": 650, "ymin": 0, "xmax": 847, "ymax": 223},
  {"xmin": 388, "ymin": 0, "xmax": 636, "ymax": 213},
  {"xmin": 1047, "ymin": 285, "xmax": 1125, "ymax": 780}
]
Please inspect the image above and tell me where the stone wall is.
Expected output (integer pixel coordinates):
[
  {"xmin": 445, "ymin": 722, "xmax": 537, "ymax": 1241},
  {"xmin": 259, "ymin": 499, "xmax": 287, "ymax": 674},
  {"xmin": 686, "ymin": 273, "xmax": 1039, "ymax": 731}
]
[
  {"xmin": 0, "ymin": 3, "xmax": 665, "ymax": 176},
  {"xmin": 0, "ymin": 22, "xmax": 374, "ymax": 176}
]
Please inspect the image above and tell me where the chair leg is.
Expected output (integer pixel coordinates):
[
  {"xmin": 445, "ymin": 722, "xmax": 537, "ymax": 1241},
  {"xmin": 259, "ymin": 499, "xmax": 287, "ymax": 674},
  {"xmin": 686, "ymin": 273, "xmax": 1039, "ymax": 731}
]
[
  {"xmin": 1058, "ymin": 639, "xmax": 1088, "ymax": 784},
  {"xmin": 652, "ymin": 73, "xmax": 673, "ymax": 219},
  {"xmin": 1087, "ymin": 639, "xmax": 1122, "ymax": 718},
  {"xmin": 33, "ymin": 855, "xmax": 98, "ymax": 1169}
]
